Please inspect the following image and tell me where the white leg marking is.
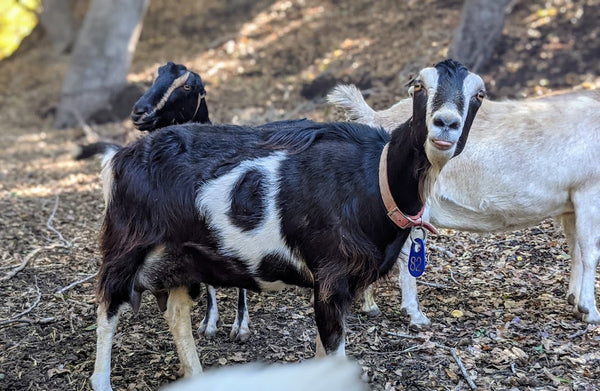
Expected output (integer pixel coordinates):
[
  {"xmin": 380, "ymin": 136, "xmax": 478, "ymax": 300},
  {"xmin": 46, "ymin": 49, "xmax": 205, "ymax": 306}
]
[
  {"xmin": 230, "ymin": 289, "xmax": 251, "ymax": 342},
  {"xmin": 398, "ymin": 239, "xmax": 431, "ymax": 328},
  {"xmin": 315, "ymin": 332, "xmax": 346, "ymax": 357},
  {"xmin": 332, "ymin": 337, "xmax": 346, "ymax": 357},
  {"xmin": 561, "ymin": 213, "xmax": 582, "ymax": 309},
  {"xmin": 315, "ymin": 333, "xmax": 327, "ymax": 358},
  {"xmin": 91, "ymin": 302, "xmax": 118, "ymax": 391},
  {"xmin": 361, "ymin": 285, "xmax": 382, "ymax": 317},
  {"xmin": 572, "ymin": 190, "xmax": 600, "ymax": 323},
  {"xmin": 165, "ymin": 288, "xmax": 202, "ymax": 376},
  {"xmin": 199, "ymin": 285, "xmax": 220, "ymax": 338}
]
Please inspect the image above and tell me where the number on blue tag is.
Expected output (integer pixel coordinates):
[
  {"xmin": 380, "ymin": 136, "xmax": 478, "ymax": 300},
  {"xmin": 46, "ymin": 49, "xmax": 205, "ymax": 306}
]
[{"xmin": 408, "ymin": 237, "xmax": 426, "ymax": 277}]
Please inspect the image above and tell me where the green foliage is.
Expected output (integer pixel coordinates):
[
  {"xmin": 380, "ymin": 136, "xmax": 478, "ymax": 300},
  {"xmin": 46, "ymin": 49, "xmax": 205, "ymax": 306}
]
[{"xmin": 0, "ymin": 0, "xmax": 41, "ymax": 60}]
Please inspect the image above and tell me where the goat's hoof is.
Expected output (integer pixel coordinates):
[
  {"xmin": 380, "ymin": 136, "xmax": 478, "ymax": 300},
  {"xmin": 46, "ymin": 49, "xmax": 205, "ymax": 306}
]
[
  {"xmin": 577, "ymin": 304, "xmax": 590, "ymax": 315},
  {"xmin": 199, "ymin": 319, "xmax": 221, "ymax": 338},
  {"xmin": 567, "ymin": 293, "xmax": 576, "ymax": 306},
  {"xmin": 90, "ymin": 372, "xmax": 113, "ymax": 391},
  {"xmin": 582, "ymin": 309, "xmax": 600, "ymax": 324},
  {"xmin": 230, "ymin": 327, "xmax": 250, "ymax": 343},
  {"xmin": 364, "ymin": 307, "xmax": 382, "ymax": 317},
  {"xmin": 401, "ymin": 308, "xmax": 431, "ymax": 330}
]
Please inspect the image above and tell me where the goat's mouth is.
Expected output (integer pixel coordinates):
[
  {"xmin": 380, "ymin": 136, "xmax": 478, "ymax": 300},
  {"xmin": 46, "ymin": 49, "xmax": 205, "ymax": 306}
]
[
  {"xmin": 431, "ymin": 139, "xmax": 455, "ymax": 151},
  {"xmin": 131, "ymin": 117, "xmax": 158, "ymax": 131}
]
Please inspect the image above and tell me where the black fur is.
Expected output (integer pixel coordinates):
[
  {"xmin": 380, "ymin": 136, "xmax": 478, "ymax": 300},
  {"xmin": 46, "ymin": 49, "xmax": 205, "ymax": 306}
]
[{"xmin": 229, "ymin": 169, "xmax": 268, "ymax": 231}]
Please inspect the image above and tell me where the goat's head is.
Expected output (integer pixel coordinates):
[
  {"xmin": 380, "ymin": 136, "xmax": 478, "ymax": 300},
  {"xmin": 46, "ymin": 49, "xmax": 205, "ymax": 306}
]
[
  {"xmin": 409, "ymin": 59, "xmax": 485, "ymax": 169},
  {"xmin": 131, "ymin": 62, "xmax": 209, "ymax": 131}
]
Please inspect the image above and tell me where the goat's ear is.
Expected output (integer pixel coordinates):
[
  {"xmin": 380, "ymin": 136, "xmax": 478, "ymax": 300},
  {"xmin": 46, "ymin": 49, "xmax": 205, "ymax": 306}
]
[{"xmin": 408, "ymin": 85, "xmax": 415, "ymax": 97}]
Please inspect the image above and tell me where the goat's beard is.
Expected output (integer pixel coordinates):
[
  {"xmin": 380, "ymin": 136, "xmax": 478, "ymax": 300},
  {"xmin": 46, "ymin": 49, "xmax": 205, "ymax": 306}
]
[{"xmin": 418, "ymin": 166, "xmax": 440, "ymax": 206}]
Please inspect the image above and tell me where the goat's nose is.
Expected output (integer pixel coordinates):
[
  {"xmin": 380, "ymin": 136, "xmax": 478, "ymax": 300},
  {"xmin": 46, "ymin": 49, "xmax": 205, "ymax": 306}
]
[
  {"xmin": 432, "ymin": 112, "xmax": 461, "ymax": 130},
  {"xmin": 132, "ymin": 103, "xmax": 152, "ymax": 116}
]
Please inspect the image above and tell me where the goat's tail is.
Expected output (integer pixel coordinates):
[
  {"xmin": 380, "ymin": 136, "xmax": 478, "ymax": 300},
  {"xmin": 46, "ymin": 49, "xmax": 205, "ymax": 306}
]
[
  {"xmin": 326, "ymin": 84, "xmax": 376, "ymax": 125},
  {"xmin": 73, "ymin": 141, "xmax": 121, "ymax": 161}
]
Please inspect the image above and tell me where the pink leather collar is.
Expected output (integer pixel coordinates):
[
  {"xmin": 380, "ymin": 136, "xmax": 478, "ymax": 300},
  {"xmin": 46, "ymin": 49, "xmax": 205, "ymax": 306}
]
[{"xmin": 378, "ymin": 143, "xmax": 438, "ymax": 234}]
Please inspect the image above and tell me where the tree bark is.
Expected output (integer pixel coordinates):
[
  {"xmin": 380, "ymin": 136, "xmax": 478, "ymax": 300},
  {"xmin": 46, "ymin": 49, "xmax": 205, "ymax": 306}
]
[
  {"xmin": 448, "ymin": 0, "xmax": 512, "ymax": 73},
  {"xmin": 39, "ymin": 0, "xmax": 76, "ymax": 55},
  {"xmin": 53, "ymin": 0, "xmax": 150, "ymax": 129}
]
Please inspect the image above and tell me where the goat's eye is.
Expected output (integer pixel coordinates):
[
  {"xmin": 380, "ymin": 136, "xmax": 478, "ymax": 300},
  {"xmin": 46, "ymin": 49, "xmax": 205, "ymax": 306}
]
[
  {"xmin": 476, "ymin": 90, "xmax": 486, "ymax": 102},
  {"xmin": 183, "ymin": 84, "xmax": 191, "ymax": 91},
  {"xmin": 412, "ymin": 81, "xmax": 423, "ymax": 92}
]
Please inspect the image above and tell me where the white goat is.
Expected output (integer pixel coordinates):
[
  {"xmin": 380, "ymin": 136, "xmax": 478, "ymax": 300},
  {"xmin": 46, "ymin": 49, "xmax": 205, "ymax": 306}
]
[{"xmin": 328, "ymin": 84, "xmax": 600, "ymax": 327}]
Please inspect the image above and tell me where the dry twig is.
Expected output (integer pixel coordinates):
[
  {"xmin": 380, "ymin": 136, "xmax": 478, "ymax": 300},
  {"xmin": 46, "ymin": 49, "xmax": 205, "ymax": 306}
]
[
  {"xmin": 2, "ymin": 195, "xmax": 71, "ymax": 281},
  {"xmin": 436, "ymin": 344, "xmax": 477, "ymax": 390},
  {"xmin": 0, "ymin": 277, "xmax": 42, "ymax": 326},
  {"xmin": 55, "ymin": 272, "xmax": 98, "ymax": 296},
  {"xmin": 1, "ymin": 245, "xmax": 60, "ymax": 281},
  {"xmin": 418, "ymin": 280, "xmax": 455, "ymax": 290},
  {"xmin": 47, "ymin": 194, "xmax": 71, "ymax": 247}
]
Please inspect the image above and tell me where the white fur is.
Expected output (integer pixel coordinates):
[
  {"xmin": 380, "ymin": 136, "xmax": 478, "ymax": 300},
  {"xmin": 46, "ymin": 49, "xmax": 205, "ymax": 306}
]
[
  {"xmin": 90, "ymin": 303, "xmax": 119, "ymax": 391},
  {"xmin": 195, "ymin": 152, "xmax": 312, "ymax": 290},
  {"xmin": 100, "ymin": 148, "xmax": 117, "ymax": 206},
  {"xmin": 230, "ymin": 291, "xmax": 251, "ymax": 342},
  {"xmin": 199, "ymin": 285, "xmax": 220, "ymax": 338},
  {"xmin": 328, "ymin": 85, "xmax": 600, "ymax": 325},
  {"xmin": 165, "ymin": 287, "xmax": 203, "ymax": 377}
]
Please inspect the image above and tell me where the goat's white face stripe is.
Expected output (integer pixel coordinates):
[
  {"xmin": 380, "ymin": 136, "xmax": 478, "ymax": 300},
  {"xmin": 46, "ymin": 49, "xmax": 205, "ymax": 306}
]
[
  {"xmin": 196, "ymin": 153, "xmax": 307, "ymax": 289},
  {"xmin": 143, "ymin": 71, "xmax": 190, "ymax": 119}
]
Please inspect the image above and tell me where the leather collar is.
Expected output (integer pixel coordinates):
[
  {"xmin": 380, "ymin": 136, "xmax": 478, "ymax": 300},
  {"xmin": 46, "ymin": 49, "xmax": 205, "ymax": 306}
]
[{"xmin": 378, "ymin": 143, "xmax": 438, "ymax": 234}]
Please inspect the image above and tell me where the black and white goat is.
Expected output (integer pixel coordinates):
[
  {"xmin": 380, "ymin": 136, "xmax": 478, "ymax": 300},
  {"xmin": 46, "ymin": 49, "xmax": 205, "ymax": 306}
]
[
  {"xmin": 328, "ymin": 84, "xmax": 600, "ymax": 327},
  {"xmin": 130, "ymin": 61, "xmax": 251, "ymax": 342},
  {"xmin": 76, "ymin": 62, "xmax": 250, "ymax": 340},
  {"xmin": 90, "ymin": 59, "xmax": 485, "ymax": 391}
]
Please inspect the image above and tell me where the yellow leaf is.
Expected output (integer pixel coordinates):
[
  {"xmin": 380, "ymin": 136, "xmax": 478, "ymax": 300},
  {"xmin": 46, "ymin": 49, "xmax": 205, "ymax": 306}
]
[{"xmin": 451, "ymin": 310, "xmax": 464, "ymax": 318}]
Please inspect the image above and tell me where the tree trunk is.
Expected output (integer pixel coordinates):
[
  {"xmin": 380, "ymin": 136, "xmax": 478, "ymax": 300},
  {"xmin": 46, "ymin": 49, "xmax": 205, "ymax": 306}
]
[
  {"xmin": 39, "ymin": 0, "xmax": 76, "ymax": 55},
  {"xmin": 52, "ymin": 0, "xmax": 150, "ymax": 129},
  {"xmin": 448, "ymin": 0, "xmax": 512, "ymax": 73}
]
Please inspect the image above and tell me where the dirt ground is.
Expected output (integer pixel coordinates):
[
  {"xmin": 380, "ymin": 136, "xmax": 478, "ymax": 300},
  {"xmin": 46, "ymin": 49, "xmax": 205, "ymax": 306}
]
[{"xmin": 1, "ymin": 0, "xmax": 600, "ymax": 390}]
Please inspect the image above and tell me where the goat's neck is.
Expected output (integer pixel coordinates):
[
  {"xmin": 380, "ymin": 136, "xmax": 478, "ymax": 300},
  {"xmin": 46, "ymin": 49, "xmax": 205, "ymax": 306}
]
[{"xmin": 385, "ymin": 120, "xmax": 430, "ymax": 216}]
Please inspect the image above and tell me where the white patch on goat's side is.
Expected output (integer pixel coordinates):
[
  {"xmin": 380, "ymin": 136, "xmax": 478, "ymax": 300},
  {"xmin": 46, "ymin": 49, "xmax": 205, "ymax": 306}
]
[{"xmin": 196, "ymin": 152, "xmax": 308, "ymax": 290}]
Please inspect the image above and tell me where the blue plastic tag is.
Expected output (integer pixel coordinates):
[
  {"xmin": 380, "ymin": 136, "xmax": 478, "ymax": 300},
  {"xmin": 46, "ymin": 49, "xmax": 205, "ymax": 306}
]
[{"xmin": 408, "ymin": 237, "xmax": 426, "ymax": 277}]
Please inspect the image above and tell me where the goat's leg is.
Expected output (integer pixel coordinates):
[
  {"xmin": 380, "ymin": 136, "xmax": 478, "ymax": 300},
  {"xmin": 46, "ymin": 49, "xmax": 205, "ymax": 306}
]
[
  {"xmin": 199, "ymin": 284, "xmax": 221, "ymax": 338},
  {"xmin": 313, "ymin": 281, "xmax": 348, "ymax": 357},
  {"xmin": 397, "ymin": 239, "xmax": 431, "ymax": 328},
  {"xmin": 165, "ymin": 287, "xmax": 202, "ymax": 377},
  {"xmin": 571, "ymin": 190, "xmax": 600, "ymax": 323},
  {"xmin": 561, "ymin": 213, "xmax": 583, "ymax": 309},
  {"xmin": 90, "ymin": 302, "xmax": 119, "ymax": 391},
  {"xmin": 361, "ymin": 285, "xmax": 382, "ymax": 317},
  {"xmin": 230, "ymin": 288, "xmax": 251, "ymax": 342}
]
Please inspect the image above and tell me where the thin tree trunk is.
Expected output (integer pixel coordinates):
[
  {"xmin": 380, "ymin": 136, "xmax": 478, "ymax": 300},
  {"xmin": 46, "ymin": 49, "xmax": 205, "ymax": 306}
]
[
  {"xmin": 53, "ymin": 0, "xmax": 150, "ymax": 129},
  {"xmin": 39, "ymin": 0, "xmax": 76, "ymax": 55},
  {"xmin": 448, "ymin": 0, "xmax": 512, "ymax": 73}
]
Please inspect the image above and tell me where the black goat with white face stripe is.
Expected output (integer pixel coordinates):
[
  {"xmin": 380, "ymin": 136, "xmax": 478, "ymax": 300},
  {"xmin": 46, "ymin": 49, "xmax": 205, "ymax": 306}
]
[
  {"xmin": 131, "ymin": 62, "xmax": 210, "ymax": 130},
  {"xmin": 91, "ymin": 59, "xmax": 485, "ymax": 391}
]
